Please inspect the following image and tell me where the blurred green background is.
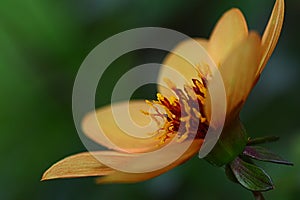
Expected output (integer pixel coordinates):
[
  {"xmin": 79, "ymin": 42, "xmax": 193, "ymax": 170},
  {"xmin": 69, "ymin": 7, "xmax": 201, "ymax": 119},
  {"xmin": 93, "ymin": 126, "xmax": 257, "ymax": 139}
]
[{"xmin": 0, "ymin": 0, "xmax": 299, "ymax": 199}]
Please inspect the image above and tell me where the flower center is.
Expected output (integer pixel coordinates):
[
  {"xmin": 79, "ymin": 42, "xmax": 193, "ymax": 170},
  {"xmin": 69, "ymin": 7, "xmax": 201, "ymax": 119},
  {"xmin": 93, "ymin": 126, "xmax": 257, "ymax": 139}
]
[{"xmin": 143, "ymin": 76, "xmax": 209, "ymax": 145}]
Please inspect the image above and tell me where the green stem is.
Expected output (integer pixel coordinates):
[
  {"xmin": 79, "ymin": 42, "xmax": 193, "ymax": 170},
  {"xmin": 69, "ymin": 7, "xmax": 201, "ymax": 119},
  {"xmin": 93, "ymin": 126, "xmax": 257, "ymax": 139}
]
[{"xmin": 252, "ymin": 192, "xmax": 265, "ymax": 200}]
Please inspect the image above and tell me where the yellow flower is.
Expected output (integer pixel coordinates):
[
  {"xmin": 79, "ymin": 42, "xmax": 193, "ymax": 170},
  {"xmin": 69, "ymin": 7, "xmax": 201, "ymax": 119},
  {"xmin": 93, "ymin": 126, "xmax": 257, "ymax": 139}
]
[{"xmin": 42, "ymin": 0, "xmax": 284, "ymax": 184}]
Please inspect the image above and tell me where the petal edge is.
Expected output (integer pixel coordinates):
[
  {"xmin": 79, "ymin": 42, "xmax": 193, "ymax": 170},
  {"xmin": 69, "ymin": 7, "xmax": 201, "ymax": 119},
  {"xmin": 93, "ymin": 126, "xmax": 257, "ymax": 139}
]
[
  {"xmin": 208, "ymin": 8, "xmax": 248, "ymax": 66},
  {"xmin": 258, "ymin": 0, "xmax": 285, "ymax": 75},
  {"xmin": 41, "ymin": 152, "xmax": 115, "ymax": 181}
]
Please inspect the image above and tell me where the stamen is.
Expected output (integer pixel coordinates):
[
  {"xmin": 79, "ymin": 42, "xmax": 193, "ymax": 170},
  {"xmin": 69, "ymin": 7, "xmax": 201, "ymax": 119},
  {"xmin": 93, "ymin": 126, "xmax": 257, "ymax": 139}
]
[
  {"xmin": 195, "ymin": 63, "xmax": 212, "ymax": 80},
  {"xmin": 142, "ymin": 76, "xmax": 209, "ymax": 145}
]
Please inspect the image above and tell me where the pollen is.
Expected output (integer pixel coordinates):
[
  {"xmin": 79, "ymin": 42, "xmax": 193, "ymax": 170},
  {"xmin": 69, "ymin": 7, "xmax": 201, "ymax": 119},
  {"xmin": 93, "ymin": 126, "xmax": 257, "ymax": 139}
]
[{"xmin": 143, "ymin": 75, "xmax": 209, "ymax": 145}]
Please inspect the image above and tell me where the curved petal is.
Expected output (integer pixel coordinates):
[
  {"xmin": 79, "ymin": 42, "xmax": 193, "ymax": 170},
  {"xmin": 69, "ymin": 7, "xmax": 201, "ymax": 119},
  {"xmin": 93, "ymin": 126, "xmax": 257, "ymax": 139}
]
[
  {"xmin": 96, "ymin": 138, "xmax": 203, "ymax": 173},
  {"xmin": 258, "ymin": 0, "xmax": 285, "ymax": 75},
  {"xmin": 219, "ymin": 32, "xmax": 261, "ymax": 117},
  {"xmin": 208, "ymin": 8, "xmax": 248, "ymax": 66},
  {"xmin": 41, "ymin": 152, "xmax": 115, "ymax": 180},
  {"xmin": 157, "ymin": 38, "xmax": 215, "ymax": 98},
  {"xmin": 95, "ymin": 139, "xmax": 202, "ymax": 183},
  {"xmin": 193, "ymin": 38, "xmax": 209, "ymax": 50},
  {"xmin": 82, "ymin": 100, "xmax": 163, "ymax": 153}
]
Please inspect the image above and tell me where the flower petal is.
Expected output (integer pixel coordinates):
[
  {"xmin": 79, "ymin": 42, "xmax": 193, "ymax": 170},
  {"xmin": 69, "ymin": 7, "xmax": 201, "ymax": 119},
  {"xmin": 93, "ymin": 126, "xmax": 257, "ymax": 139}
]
[
  {"xmin": 82, "ymin": 100, "xmax": 162, "ymax": 153},
  {"xmin": 258, "ymin": 0, "xmax": 284, "ymax": 75},
  {"xmin": 219, "ymin": 32, "xmax": 261, "ymax": 117},
  {"xmin": 208, "ymin": 8, "xmax": 248, "ymax": 66},
  {"xmin": 88, "ymin": 139, "xmax": 203, "ymax": 174},
  {"xmin": 42, "ymin": 140, "xmax": 202, "ymax": 182},
  {"xmin": 157, "ymin": 38, "xmax": 214, "ymax": 98},
  {"xmin": 41, "ymin": 152, "xmax": 115, "ymax": 180},
  {"xmin": 157, "ymin": 38, "xmax": 226, "ymax": 128},
  {"xmin": 196, "ymin": 38, "xmax": 209, "ymax": 50},
  {"xmin": 95, "ymin": 139, "xmax": 202, "ymax": 183}
]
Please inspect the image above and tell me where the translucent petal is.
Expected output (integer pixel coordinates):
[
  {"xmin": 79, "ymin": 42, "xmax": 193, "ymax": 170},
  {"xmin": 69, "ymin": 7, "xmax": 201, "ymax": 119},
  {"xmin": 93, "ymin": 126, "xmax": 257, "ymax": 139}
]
[
  {"xmin": 219, "ymin": 32, "xmax": 261, "ymax": 117},
  {"xmin": 258, "ymin": 0, "xmax": 285, "ymax": 75},
  {"xmin": 82, "ymin": 100, "xmax": 162, "ymax": 153},
  {"xmin": 41, "ymin": 152, "xmax": 114, "ymax": 180},
  {"xmin": 157, "ymin": 38, "xmax": 212, "ymax": 98},
  {"xmin": 157, "ymin": 38, "xmax": 226, "ymax": 128},
  {"xmin": 208, "ymin": 8, "xmax": 248, "ymax": 66},
  {"xmin": 95, "ymin": 139, "xmax": 202, "ymax": 183}
]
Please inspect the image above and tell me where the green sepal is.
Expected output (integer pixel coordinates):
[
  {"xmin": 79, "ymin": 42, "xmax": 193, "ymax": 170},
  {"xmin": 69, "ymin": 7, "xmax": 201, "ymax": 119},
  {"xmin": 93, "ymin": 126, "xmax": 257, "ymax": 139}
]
[
  {"xmin": 243, "ymin": 146, "xmax": 293, "ymax": 166},
  {"xmin": 204, "ymin": 120, "xmax": 247, "ymax": 167},
  {"xmin": 225, "ymin": 164, "xmax": 238, "ymax": 183},
  {"xmin": 247, "ymin": 136, "xmax": 279, "ymax": 145},
  {"xmin": 230, "ymin": 157, "xmax": 274, "ymax": 192}
]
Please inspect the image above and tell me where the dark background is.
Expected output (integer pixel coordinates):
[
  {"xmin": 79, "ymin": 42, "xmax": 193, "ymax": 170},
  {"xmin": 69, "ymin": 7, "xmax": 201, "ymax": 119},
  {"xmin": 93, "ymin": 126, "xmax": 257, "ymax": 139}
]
[{"xmin": 0, "ymin": 0, "xmax": 299, "ymax": 199}]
